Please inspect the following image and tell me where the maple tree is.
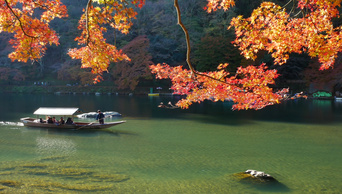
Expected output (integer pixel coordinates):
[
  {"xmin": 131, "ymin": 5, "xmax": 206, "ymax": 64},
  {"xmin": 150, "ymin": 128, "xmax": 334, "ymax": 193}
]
[
  {"xmin": 0, "ymin": 0, "xmax": 68, "ymax": 62},
  {"xmin": 57, "ymin": 61, "xmax": 96, "ymax": 85},
  {"xmin": 304, "ymin": 56, "xmax": 342, "ymax": 93},
  {"xmin": 0, "ymin": 67, "xmax": 25, "ymax": 81},
  {"xmin": 151, "ymin": 0, "xmax": 340, "ymax": 109},
  {"xmin": 1, "ymin": 0, "xmax": 340, "ymax": 110},
  {"xmin": 67, "ymin": 0, "xmax": 145, "ymax": 83},
  {"xmin": 110, "ymin": 35, "xmax": 153, "ymax": 91},
  {"xmin": 0, "ymin": 0, "xmax": 145, "ymax": 83}
]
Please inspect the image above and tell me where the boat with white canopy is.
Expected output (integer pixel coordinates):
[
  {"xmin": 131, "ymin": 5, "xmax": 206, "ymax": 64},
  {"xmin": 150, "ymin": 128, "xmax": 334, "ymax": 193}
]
[{"xmin": 20, "ymin": 107, "xmax": 125, "ymax": 129}]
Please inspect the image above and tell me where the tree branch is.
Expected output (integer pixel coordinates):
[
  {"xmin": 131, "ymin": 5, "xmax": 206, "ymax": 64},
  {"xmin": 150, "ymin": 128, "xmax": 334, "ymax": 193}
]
[
  {"xmin": 32, "ymin": 0, "xmax": 55, "ymax": 15},
  {"xmin": 4, "ymin": 0, "xmax": 37, "ymax": 39},
  {"xmin": 174, "ymin": 0, "xmax": 196, "ymax": 74},
  {"xmin": 86, "ymin": 0, "xmax": 93, "ymax": 45},
  {"xmin": 174, "ymin": 0, "xmax": 232, "ymax": 85}
]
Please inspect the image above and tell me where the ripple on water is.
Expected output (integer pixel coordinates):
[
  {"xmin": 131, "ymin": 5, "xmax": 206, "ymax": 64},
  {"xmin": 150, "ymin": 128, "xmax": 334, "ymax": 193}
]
[{"xmin": 0, "ymin": 121, "xmax": 24, "ymax": 127}]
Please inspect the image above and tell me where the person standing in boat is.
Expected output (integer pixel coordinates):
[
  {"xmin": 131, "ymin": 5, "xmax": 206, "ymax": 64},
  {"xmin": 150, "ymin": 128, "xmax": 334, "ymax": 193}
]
[
  {"xmin": 66, "ymin": 117, "xmax": 74, "ymax": 125},
  {"xmin": 96, "ymin": 110, "xmax": 105, "ymax": 124}
]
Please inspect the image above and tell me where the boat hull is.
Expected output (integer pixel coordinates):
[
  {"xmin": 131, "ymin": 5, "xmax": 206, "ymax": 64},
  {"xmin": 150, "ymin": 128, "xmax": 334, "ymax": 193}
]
[{"xmin": 20, "ymin": 117, "xmax": 125, "ymax": 129}]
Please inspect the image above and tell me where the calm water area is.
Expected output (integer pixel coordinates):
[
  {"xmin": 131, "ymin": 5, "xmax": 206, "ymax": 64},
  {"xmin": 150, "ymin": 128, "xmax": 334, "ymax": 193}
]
[{"xmin": 0, "ymin": 93, "xmax": 342, "ymax": 193}]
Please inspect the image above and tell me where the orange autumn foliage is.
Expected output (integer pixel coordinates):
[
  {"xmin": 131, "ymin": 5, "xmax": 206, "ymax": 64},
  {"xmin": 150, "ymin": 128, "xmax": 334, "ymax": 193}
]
[
  {"xmin": 67, "ymin": 0, "xmax": 145, "ymax": 83},
  {"xmin": 204, "ymin": 0, "xmax": 235, "ymax": 12},
  {"xmin": 151, "ymin": 0, "xmax": 339, "ymax": 109},
  {"xmin": 0, "ymin": 0, "xmax": 145, "ymax": 83},
  {"xmin": 151, "ymin": 63, "xmax": 288, "ymax": 110},
  {"xmin": 230, "ymin": 1, "xmax": 342, "ymax": 70},
  {"xmin": 0, "ymin": 0, "xmax": 68, "ymax": 62},
  {"xmin": 1, "ymin": 0, "xmax": 339, "ymax": 110}
]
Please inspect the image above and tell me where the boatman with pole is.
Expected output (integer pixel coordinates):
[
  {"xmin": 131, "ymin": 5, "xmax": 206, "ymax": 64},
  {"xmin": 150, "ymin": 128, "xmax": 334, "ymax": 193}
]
[{"xmin": 96, "ymin": 110, "xmax": 105, "ymax": 124}]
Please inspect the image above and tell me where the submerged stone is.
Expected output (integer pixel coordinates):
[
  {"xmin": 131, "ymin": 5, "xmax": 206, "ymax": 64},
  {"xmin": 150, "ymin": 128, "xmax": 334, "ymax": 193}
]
[
  {"xmin": 0, "ymin": 157, "xmax": 130, "ymax": 193},
  {"xmin": 0, "ymin": 180, "xmax": 22, "ymax": 187}
]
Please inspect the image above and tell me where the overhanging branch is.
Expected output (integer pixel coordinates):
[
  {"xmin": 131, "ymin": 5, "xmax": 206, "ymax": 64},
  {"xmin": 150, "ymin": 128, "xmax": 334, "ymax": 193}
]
[
  {"xmin": 4, "ymin": 0, "xmax": 37, "ymax": 39},
  {"xmin": 86, "ymin": 0, "xmax": 93, "ymax": 45},
  {"xmin": 174, "ymin": 0, "xmax": 232, "ymax": 85},
  {"xmin": 174, "ymin": 0, "xmax": 195, "ymax": 74}
]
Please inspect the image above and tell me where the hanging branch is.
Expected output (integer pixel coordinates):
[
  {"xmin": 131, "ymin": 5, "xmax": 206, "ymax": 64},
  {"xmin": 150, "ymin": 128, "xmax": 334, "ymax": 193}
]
[
  {"xmin": 4, "ymin": 0, "xmax": 37, "ymax": 39},
  {"xmin": 85, "ymin": 0, "xmax": 93, "ymax": 45},
  {"xmin": 174, "ymin": 0, "xmax": 236, "ymax": 84},
  {"xmin": 174, "ymin": 0, "xmax": 195, "ymax": 74}
]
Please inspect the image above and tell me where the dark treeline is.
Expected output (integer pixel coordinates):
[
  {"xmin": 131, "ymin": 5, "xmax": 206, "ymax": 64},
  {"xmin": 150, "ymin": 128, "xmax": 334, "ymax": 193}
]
[{"xmin": 1, "ymin": 0, "xmax": 342, "ymax": 93}]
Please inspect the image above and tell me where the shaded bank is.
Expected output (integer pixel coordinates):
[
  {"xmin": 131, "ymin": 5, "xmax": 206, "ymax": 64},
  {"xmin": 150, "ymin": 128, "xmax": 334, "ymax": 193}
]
[{"xmin": 0, "ymin": 85, "xmax": 169, "ymax": 95}]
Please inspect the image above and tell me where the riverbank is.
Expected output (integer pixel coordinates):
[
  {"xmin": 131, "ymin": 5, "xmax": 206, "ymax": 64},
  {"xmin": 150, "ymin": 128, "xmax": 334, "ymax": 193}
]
[
  {"xmin": 0, "ymin": 84, "xmax": 330, "ymax": 100},
  {"xmin": 0, "ymin": 85, "xmax": 175, "ymax": 96},
  {"xmin": 0, "ymin": 85, "xmax": 140, "ymax": 95}
]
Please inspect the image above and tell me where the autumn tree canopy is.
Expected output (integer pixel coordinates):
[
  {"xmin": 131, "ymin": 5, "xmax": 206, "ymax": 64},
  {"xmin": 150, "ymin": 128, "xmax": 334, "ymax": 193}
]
[
  {"xmin": 0, "ymin": 0, "xmax": 340, "ymax": 109},
  {"xmin": 151, "ymin": 0, "xmax": 341, "ymax": 109},
  {"xmin": 110, "ymin": 35, "xmax": 153, "ymax": 91}
]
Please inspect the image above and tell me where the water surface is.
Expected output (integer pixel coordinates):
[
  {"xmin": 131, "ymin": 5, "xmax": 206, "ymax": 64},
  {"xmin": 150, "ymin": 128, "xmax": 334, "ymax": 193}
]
[{"xmin": 0, "ymin": 93, "xmax": 341, "ymax": 193}]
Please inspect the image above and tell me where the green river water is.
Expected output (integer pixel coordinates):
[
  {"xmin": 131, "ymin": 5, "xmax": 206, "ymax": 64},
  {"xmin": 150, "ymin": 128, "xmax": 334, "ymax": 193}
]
[{"xmin": 0, "ymin": 93, "xmax": 341, "ymax": 193}]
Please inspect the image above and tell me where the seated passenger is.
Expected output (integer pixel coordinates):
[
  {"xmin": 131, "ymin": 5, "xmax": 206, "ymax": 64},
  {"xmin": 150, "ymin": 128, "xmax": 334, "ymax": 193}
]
[
  {"xmin": 52, "ymin": 117, "xmax": 58, "ymax": 124},
  {"xmin": 59, "ymin": 117, "xmax": 65, "ymax": 124},
  {"xmin": 66, "ymin": 117, "xmax": 74, "ymax": 124},
  {"xmin": 39, "ymin": 118, "xmax": 46, "ymax": 123},
  {"xmin": 47, "ymin": 117, "xmax": 53, "ymax": 124}
]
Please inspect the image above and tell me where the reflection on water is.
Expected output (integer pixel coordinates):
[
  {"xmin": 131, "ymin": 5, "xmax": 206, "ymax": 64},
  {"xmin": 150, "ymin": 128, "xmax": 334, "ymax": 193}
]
[
  {"xmin": 312, "ymin": 99, "xmax": 333, "ymax": 107},
  {"xmin": 36, "ymin": 137, "xmax": 76, "ymax": 155},
  {"xmin": 0, "ymin": 93, "xmax": 341, "ymax": 193}
]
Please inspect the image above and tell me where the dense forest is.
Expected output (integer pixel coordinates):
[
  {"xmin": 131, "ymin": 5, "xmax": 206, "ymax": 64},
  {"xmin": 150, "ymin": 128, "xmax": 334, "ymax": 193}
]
[{"xmin": 0, "ymin": 0, "xmax": 342, "ymax": 94}]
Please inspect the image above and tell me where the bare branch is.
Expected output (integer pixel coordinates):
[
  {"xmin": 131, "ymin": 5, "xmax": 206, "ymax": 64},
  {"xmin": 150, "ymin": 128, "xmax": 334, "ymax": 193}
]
[
  {"xmin": 174, "ymin": 0, "xmax": 232, "ymax": 85},
  {"xmin": 174, "ymin": 0, "xmax": 196, "ymax": 74}
]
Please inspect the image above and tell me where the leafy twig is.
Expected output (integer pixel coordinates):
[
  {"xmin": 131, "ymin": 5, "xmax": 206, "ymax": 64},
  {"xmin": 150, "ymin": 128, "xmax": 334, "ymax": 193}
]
[{"xmin": 4, "ymin": 0, "xmax": 37, "ymax": 39}]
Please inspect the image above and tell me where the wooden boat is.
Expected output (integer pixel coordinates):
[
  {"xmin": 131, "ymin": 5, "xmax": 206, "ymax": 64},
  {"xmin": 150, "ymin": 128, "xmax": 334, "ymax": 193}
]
[
  {"xmin": 335, "ymin": 96, "xmax": 342, "ymax": 101},
  {"xmin": 20, "ymin": 107, "xmax": 125, "ymax": 130}
]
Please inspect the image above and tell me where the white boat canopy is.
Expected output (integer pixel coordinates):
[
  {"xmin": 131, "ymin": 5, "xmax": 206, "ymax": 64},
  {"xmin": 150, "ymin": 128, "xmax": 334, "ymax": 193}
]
[{"xmin": 33, "ymin": 107, "xmax": 80, "ymax": 116}]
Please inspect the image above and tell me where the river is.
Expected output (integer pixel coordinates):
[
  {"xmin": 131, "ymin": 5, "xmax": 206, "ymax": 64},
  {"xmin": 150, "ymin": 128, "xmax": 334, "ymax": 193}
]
[{"xmin": 0, "ymin": 93, "xmax": 341, "ymax": 193}]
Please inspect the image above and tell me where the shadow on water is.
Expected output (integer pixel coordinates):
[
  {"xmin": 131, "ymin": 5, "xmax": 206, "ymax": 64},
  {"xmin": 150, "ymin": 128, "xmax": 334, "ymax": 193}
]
[
  {"xmin": 2, "ymin": 93, "xmax": 342, "ymax": 126},
  {"xmin": 232, "ymin": 172, "xmax": 291, "ymax": 193},
  {"xmin": 22, "ymin": 126, "xmax": 138, "ymax": 137},
  {"xmin": 238, "ymin": 179, "xmax": 291, "ymax": 193},
  {"xmin": 182, "ymin": 98, "xmax": 342, "ymax": 126}
]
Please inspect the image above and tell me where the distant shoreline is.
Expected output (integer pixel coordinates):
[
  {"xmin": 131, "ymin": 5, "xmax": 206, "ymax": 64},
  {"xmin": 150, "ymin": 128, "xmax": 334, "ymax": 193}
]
[{"xmin": 0, "ymin": 85, "xmax": 174, "ymax": 96}]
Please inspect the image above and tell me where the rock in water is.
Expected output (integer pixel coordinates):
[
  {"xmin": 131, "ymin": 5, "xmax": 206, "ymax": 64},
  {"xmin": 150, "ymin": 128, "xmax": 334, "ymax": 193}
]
[
  {"xmin": 233, "ymin": 170, "xmax": 277, "ymax": 183},
  {"xmin": 233, "ymin": 170, "xmax": 290, "ymax": 192},
  {"xmin": 244, "ymin": 169, "xmax": 276, "ymax": 181}
]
